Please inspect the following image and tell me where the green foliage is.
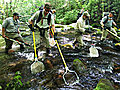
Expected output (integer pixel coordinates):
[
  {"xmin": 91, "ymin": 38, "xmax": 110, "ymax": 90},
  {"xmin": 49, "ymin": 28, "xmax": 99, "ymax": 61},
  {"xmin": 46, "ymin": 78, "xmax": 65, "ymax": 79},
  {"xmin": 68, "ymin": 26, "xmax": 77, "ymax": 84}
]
[
  {"xmin": 1, "ymin": 0, "xmax": 120, "ymax": 26},
  {"xmin": 0, "ymin": 19, "xmax": 3, "ymax": 24},
  {"xmin": 0, "ymin": 86, "xmax": 2, "ymax": 89},
  {"xmin": 5, "ymin": 71, "xmax": 23, "ymax": 90},
  {"xmin": 91, "ymin": 23, "xmax": 101, "ymax": 28},
  {"xmin": 5, "ymin": 71, "xmax": 31, "ymax": 90},
  {"xmin": 57, "ymin": 9, "xmax": 78, "ymax": 24},
  {"xmin": 94, "ymin": 79, "xmax": 114, "ymax": 90}
]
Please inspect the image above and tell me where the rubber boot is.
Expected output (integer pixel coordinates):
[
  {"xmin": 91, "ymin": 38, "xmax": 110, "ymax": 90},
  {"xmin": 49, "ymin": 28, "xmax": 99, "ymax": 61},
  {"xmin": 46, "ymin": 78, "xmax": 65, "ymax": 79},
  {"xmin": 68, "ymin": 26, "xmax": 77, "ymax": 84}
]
[
  {"xmin": 5, "ymin": 48, "xmax": 9, "ymax": 54},
  {"xmin": 46, "ymin": 48, "xmax": 53, "ymax": 56},
  {"xmin": 20, "ymin": 44, "xmax": 25, "ymax": 51}
]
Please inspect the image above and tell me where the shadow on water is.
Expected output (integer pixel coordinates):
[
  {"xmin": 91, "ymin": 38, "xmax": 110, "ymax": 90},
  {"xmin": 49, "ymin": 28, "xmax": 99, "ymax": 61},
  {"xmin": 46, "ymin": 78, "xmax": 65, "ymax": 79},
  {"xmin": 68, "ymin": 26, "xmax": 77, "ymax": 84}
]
[{"xmin": 0, "ymin": 27, "xmax": 120, "ymax": 90}]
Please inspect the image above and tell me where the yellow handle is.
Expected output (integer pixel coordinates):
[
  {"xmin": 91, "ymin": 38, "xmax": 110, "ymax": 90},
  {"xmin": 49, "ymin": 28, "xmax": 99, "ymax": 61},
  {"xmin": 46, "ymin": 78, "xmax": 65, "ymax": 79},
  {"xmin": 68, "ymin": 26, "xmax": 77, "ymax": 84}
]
[
  {"xmin": 106, "ymin": 29, "xmax": 120, "ymax": 39},
  {"xmin": 32, "ymin": 32, "xmax": 37, "ymax": 59},
  {"xmin": 51, "ymin": 27, "xmax": 54, "ymax": 36},
  {"xmin": 51, "ymin": 27, "xmax": 67, "ymax": 68},
  {"xmin": 55, "ymin": 40, "xmax": 67, "ymax": 68}
]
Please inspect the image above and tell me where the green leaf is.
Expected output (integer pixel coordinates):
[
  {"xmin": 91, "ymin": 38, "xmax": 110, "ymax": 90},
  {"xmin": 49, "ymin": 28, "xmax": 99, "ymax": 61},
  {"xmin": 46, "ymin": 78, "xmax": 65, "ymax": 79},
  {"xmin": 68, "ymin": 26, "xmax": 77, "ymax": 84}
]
[
  {"xmin": 0, "ymin": 86, "xmax": 2, "ymax": 89},
  {"xmin": 15, "ymin": 71, "xmax": 21, "ymax": 75},
  {"xmin": 14, "ymin": 75, "xmax": 22, "ymax": 80}
]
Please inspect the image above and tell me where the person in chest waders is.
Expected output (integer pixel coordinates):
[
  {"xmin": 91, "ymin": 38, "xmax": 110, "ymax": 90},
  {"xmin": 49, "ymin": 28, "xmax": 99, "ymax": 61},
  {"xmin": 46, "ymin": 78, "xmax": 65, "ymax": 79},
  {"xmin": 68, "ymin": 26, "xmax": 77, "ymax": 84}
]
[
  {"xmin": 28, "ymin": 2, "xmax": 55, "ymax": 56},
  {"xmin": 2, "ymin": 12, "xmax": 26, "ymax": 54},
  {"xmin": 73, "ymin": 11, "xmax": 91, "ymax": 49},
  {"xmin": 100, "ymin": 12, "xmax": 119, "ymax": 42}
]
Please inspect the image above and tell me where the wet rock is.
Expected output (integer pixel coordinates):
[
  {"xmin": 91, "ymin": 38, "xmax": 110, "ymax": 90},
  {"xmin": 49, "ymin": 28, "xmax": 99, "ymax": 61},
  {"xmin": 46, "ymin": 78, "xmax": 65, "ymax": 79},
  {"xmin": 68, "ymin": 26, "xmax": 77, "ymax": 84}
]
[
  {"xmin": 94, "ymin": 78, "xmax": 115, "ymax": 90},
  {"xmin": 73, "ymin": 59, "xmax": 86, "ymax": 73},
  {"xmin": 38, "ymin": 79, "xmax": 51, "ymax": 86},
  {"xmin": 55, "ymin": 24, "xmax": 64, "ymax": 28},
  {"xmin": 113, "ymin": 64, "xmax": 120, "ymax": 73},
  {"xmin": 45, "ymin": 59, "xmax": 53, "ymax": 69}
]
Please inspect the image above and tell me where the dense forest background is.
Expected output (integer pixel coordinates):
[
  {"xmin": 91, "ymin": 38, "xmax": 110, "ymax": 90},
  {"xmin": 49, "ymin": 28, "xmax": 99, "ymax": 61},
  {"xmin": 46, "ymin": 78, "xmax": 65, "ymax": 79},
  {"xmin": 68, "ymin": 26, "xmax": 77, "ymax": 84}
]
[{"xmin": 0, "ymin": 0, "xmax": 120, "ymax": 27}]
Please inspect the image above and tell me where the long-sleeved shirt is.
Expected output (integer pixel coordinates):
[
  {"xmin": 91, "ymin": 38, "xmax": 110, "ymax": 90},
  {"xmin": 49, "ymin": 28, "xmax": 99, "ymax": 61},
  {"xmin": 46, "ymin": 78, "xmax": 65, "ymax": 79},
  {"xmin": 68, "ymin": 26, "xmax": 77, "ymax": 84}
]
[
  {"xmin": 29, "ymin": 10, "xmax": 54, "ymax": 29},
  {"xmin": 101, "ymin": 16, "xmax": 114, "ymax": 27},
  {"xmin": 75, "ymin": 16, "xmax": 89, "ymax": 32},
  {"xmin": 2, "ymin": 17, "xmax": 19, "ymax": 33}
]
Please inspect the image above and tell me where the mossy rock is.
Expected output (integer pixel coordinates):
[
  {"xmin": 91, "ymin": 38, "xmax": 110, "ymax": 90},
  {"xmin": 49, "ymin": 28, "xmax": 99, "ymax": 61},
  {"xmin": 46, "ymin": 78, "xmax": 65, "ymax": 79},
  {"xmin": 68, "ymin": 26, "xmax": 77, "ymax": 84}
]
[
  {"xmin": 0, "ymin": 86, "xmax": 2, "ymax": 89},
  {"xmin": 94, "ymin": 79, "xmax": 114, "ymax": 90},
  {"xmin": 117, "ymin": 32, "xmax": 120, "ymax": 36},
  {"xmin": 55, "ymin": 25, "xmax": 64, "ymax": 28},
  {"xmin": 96, "ymin": 31, "xmax": 102, "ymax": 35},
  {"xmin": 73, "ymin": 59, "xmax": 86, "ymax": 72},
  {"xmin": 61, "ymin": 28, "xmax": 64, "ymax": 31},
  {"xmin": 67, "ymin": 25, "xmax": 74, "ymax": 29}
]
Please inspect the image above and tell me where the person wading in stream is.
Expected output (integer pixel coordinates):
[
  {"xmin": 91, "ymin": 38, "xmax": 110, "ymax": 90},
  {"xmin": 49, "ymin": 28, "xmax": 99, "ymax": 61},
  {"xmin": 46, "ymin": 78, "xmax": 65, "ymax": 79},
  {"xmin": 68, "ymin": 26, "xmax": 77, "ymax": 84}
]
[
  {"xmin": 100, "ymin": 12, "xmax": 119, "ymax": 42},
  {"xmin": 28, "ymin": 2, "xmax": 55, "ymax": 56},
  {"xmin": 2, "ymin": 12, "xmax": 27, "ymax": 54},
  {"xmin": 73, "ymin": 11, "xmax": 91, "ymax": 49}
]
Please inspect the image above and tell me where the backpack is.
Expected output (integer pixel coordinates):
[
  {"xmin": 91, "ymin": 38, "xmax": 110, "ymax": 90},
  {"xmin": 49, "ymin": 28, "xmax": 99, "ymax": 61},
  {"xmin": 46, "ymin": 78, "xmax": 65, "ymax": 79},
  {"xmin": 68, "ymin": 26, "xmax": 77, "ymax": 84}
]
[
  {"xmin": 103, "ymin": 15, "xmax": 108, "ymax": 24},
  {"xmin": 36, "ymin": 10, "xmax": 51, "ymax": 25},
  {"xmin": 77, "ymin": 12, "xmax": 83, "ymax": 20},
  {"xmin": 103, "ymin": 15, "xmax": 113, "ymax": 24}
]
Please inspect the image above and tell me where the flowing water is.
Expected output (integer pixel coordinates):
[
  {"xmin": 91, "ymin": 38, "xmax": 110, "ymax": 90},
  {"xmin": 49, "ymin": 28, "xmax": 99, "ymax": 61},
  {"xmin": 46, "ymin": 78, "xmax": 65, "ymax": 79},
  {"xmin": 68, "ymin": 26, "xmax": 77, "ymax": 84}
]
[{"xmin": 0, "ymin": 26, "xmax": 120, "ymax": 90}]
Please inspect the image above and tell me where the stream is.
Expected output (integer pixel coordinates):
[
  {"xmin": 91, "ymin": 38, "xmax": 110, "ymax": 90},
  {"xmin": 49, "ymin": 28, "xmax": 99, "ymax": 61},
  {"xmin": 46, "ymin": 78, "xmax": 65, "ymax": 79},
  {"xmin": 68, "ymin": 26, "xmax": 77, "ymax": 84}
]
[{"xmin": 0, "ymin": 24, "xmax": 120, "ymax": 90}]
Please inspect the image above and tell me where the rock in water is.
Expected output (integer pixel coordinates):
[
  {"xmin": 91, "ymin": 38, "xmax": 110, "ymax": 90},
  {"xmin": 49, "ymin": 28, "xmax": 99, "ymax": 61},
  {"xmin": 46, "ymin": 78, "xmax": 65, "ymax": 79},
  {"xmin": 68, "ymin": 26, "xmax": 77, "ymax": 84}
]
[{"xmin": 94, "ymin": 78, "xmax": 115, "ymax": 90}]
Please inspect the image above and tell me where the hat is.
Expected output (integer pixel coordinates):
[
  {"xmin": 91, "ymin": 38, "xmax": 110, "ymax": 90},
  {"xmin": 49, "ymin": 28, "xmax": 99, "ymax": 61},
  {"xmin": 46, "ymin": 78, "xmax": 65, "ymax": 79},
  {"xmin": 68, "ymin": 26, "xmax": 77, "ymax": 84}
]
[
  {"xmin": 13, "ymin": 12, "xmax": 21, "ymax": 17},
  {"xmin": 52, "ymin": 9, "xmax": 56, "ymax": 13},
  {"xmin": 110, "ymin": 11, "xmax": 116, "ymax": 16},
  {"xmin": 45, "ymin": 2, "xmax": 52, "ymax": 9},
  {"xmin": 83, "ymin": 11, "xmax": 90, "ymax": 17}
]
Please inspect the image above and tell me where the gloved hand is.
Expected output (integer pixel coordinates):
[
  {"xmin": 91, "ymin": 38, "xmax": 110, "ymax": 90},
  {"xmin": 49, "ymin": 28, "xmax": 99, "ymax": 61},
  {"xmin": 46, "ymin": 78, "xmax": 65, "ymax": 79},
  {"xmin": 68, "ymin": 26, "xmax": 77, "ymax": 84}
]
[
  {"xmin": 28, "ymin": 24, "xmax": 34, "ymax": 32},
  {"xmin": 116, "ymin": 25, "xmax": 119, "ymax": 29}
]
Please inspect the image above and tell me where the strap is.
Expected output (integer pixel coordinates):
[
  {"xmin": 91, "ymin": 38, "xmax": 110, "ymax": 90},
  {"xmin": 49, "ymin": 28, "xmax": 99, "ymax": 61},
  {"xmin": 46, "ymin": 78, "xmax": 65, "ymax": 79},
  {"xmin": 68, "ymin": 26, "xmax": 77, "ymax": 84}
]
[
  {"xmin": 47, "ymin": 12, "xmax": 51, "ymax": 25},
  {"xmin": 36, "ymin": 10, "xmax": 43, "ymax": 23},
  {"xmin": 36, "ymin": 10, "xmax": 51, "ymax": 25},
  {"xmin": 103, "ymin": 16, "xmax": 108, "ymax": 24}
]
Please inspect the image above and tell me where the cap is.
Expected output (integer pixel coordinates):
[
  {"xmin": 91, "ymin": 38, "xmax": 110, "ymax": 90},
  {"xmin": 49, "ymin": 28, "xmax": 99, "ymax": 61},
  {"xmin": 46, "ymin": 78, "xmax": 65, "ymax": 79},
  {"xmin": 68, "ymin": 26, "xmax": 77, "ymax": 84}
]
[
  {"xmin": 83, "ymin": 11, "xmax": 90, "ymax": 17},
  {"xmin": 45, "ymin": 2, "xmax": 52, "ymax": 9},
  {"xmin": 52, "ymin": 9, "xmax": 56, "ymax": 13},
  {"xmin": 13, "ymin": 12, "xmax": 21, "ymax": 17},
  {"xmin": 110, "ymin": 11, "xmax": 116, "ymax": 16}
]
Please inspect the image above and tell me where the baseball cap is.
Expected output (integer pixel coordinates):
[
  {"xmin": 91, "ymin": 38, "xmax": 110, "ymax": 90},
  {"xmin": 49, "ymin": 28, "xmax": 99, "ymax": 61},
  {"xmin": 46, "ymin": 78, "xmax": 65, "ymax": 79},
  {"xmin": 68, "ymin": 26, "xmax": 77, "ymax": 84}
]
[
  {"xmin": 13, "ymin": 12, "xmax": 21, "ymax": 17},
  {"xmin": 45, "ymin": 2, "xmax": 52, "ymax": 9},
  {"xmin": 83, "ymin": 11, "xmax": 90, "ymax": 17}
]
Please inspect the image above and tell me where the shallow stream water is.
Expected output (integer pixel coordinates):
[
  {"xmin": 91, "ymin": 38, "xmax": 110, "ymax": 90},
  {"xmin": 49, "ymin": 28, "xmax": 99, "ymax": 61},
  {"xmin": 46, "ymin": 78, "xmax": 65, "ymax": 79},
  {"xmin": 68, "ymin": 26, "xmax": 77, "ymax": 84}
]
[{"xmin": 0, "ymin": 26, "xmax": 120, "ymax": 90}]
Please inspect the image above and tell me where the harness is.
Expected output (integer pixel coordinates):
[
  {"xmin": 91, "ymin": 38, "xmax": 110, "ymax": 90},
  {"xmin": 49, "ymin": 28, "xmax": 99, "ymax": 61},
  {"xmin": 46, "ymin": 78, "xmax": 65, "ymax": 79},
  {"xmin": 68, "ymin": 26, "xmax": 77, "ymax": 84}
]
[
  {"xmin": 103, "ymin": 16, "xmax": 113, "ymax": 30},
  {"xmin": 103, "ymin": 15, "xmax": 113, "ymax": 24},
  {"xmin": 103, "ymin": 15, "xmax": 108, "ymax": 24},
  {"xmin": 35, "ymin": 10, "xmax": 51, "ymax": 37},
  {"xmin": 36, "ymin": 10, "xmax": 51, "ymax": 25}
]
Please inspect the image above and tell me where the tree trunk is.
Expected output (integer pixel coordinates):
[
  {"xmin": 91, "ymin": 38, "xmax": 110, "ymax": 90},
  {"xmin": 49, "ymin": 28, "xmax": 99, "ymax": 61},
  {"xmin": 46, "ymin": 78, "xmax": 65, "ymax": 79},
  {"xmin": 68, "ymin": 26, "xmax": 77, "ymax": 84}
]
[
  {"xmin": 6, "ymin": 2, "xmax": 8, "ymax": 18},
  {"xmin": 10, "ymin": 0, "xmax": 12, "ymax": 16}
]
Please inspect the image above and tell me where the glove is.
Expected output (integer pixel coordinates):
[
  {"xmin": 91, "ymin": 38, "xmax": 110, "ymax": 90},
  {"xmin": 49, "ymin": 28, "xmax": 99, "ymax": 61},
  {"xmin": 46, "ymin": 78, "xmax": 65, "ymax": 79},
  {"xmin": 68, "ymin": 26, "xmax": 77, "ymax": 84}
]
[
  {"xmin": 116, "ymin": 25, "xmax": 119, "ymax": 29},
  {"xmin": 28, "ymin": 24, "xmax": 34, "ymax": 31}
]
